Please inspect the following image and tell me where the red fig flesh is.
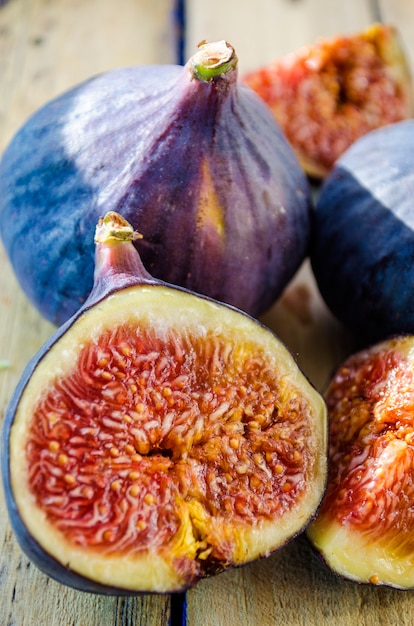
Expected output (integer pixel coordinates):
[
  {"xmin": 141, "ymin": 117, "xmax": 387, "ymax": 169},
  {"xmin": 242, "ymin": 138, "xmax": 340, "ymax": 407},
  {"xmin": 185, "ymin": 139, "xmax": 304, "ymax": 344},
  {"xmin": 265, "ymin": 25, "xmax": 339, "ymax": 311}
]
[
  {"xmin": 243, "ymin": 24, "xmax": 413, "ymax": 178},
  {"xmin": 308, "ymin": 335, "xmax": 414, "ymax": 589},
  {"xmin": 2, "ymin": 212, "xmax": 327, "ymax": 594}
]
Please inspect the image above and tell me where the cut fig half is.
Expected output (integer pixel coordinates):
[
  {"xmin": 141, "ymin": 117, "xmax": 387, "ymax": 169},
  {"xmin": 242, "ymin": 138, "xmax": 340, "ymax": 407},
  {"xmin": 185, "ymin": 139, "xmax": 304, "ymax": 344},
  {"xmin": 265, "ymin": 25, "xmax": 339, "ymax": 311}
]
[
  {"xmin": 2, "ymin": 212, "xmax": 327, "ymax": 594},
  {"xmin": 307, "ymin": 335, "xmax": 414, "ymax": 589},
  {"xmin": 243, "ymin": 23, "xmax": 413, "ymax": 178}
]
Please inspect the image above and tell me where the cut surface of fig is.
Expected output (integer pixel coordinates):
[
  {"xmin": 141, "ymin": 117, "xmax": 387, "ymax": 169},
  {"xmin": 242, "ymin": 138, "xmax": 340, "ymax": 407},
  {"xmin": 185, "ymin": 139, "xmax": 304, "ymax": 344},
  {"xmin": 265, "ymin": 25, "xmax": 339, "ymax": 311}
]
[
  {"xmin": 243, "ymin": 23, "xmax": 413, "ymax": 178},
  {"xmin": 3, "ymin": 213, "xmax": 327, "ymax": 594},
  {"xmin": 307, "ymin": 336, "xmax": 414, "ymax": 589}
]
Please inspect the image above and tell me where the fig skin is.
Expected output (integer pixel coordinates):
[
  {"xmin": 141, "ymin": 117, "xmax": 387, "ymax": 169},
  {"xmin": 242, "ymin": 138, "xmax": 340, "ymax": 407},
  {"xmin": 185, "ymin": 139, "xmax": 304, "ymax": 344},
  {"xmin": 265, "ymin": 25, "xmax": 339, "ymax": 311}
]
[
  {"xmin": 0, "ymin": 40, "xmax": 311, "ymax": 326},
  {"xmin": 2, "ymin": 212, "xmax": 327, "ymax": 594},
  {"xmin": 310, "ymin": 119, "xmax": 414, "ymax": 344},
  {"xmin": 307, "ymin": 335, "xmax": 414, "ymax": 589}
]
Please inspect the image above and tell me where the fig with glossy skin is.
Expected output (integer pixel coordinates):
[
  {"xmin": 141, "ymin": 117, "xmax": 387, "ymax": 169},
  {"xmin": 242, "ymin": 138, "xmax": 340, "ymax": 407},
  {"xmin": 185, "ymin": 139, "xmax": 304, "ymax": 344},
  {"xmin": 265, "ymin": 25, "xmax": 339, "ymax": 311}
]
[
  {"xmin": 2, "ymin": 212, "xmax": 327, "ymax": 594},
  {"xmin": 307, "ymin": 335, "xmax": 414, "ymax": 589},
  {"xmin": 0, "ymin": 40, "xmax": 311, "ymax": 327},
  {"xmin": 243, "ymin": 23, "xmax": 413, "ymax": 179},
  {"xmin": 310, "ymin": 119, "xmax": 414, "ymax": 344}
]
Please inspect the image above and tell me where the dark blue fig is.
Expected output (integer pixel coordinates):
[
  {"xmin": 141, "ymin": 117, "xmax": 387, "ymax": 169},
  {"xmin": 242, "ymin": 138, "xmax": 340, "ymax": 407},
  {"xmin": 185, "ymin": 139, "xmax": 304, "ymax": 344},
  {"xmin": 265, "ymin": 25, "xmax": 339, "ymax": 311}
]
[
  {"xmin": 311, "ymin": 119, "xmax": 414, "ymax": 343},
  {"xmin": 0, "ymin": 40, "xmax": 311, "ymax": 326},
  {"xmin": 2, "ymin": 212, "xmax": 327, "ymax": 594}
]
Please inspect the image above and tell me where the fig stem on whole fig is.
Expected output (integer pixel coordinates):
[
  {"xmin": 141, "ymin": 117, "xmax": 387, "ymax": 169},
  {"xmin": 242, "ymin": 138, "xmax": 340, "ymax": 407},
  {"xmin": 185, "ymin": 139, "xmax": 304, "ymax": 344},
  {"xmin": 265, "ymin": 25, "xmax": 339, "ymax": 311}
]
[{"xmin": 190, "ymin": 40, "xmax": 238, "ymax": 81}]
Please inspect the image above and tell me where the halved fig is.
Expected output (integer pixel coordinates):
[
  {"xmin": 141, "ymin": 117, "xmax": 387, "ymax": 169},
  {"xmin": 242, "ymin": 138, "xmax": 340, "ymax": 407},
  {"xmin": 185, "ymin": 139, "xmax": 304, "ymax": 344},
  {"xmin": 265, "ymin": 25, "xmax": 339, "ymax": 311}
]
[
  {"xmin": 2, "ymin": 212, "xmax": 327, "ymax": 594},
  {"xmin": 307, "ymin": 335, "xmax": 414, "ymax": 589},
  {"xmin": 242, "ymin": 23, "xmax": 413, "ymax": 178}
]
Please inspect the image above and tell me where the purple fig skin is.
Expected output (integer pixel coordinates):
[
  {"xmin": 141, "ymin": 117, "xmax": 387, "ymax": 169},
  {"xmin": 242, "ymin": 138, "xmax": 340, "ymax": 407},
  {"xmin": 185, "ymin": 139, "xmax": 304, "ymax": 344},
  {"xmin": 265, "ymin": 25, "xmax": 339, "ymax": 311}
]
[
  {"xmin": 0, "ymin": 41, "xmax": 311, "ymax": 326},
  {"xmin": 1, "ymin": 215, "xmax": 200, "ymax": 594},
  {"xmin": 1, "ymin": 215, "xmax": 160, "ymax": 594},
  {"xmin": 1, "ymin": 213, "xmax": 327, "ymax": 594}
]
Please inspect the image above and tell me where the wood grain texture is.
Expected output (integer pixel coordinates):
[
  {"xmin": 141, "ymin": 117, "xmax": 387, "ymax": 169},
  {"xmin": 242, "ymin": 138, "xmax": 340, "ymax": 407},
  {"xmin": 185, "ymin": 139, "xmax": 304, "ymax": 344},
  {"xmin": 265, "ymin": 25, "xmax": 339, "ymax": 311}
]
[
  {"xmin": 0, "ymin": 0, "xmax": 175, "ymax": 624},
  {"xmin": 0, "ymin": 0, "xmax": 177, "ymax": 152},
  {"xmin": 185, "ymin": 0, "xmax": 377, "ymax": 73},
  {"xmin": 184, "ymin": 1, "xmax": 414, "ymax": 624},
  {"xmin": 187, "ymin": 535, "xmax": 414, "ymax": 626},
  {"xmin": 1, "ymin": 0, "xmax": 414, "ymax": 624}
]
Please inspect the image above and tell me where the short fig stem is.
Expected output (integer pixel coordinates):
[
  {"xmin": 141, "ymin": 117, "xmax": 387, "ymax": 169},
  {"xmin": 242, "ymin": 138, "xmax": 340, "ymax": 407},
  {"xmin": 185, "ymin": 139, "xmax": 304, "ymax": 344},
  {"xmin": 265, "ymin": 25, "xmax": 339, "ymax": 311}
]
[
  {"xmin": 190, "ymin": 40, "xmax": 237, "ymax": 82},
  {"xmin": 91, "ymin": 212, "xmax": 153, "ymax": 297},
  {"xmin": 95, "ymin": 211, "xmax": 142, "ymax": 244}
]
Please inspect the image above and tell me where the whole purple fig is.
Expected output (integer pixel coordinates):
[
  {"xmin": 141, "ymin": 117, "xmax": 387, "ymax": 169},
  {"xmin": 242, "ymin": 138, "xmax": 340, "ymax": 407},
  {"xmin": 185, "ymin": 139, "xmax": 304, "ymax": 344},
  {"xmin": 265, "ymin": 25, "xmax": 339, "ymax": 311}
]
[{"xmin": 0, "ymin": 40, "xmax": 311, "ymax": 326}]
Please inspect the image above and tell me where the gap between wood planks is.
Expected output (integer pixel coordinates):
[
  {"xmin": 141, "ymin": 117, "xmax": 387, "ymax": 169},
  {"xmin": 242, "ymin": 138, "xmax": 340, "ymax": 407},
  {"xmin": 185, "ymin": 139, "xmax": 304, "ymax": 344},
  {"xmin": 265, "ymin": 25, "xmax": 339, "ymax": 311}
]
[{"xmin": 170, "ymin": 592, "xmax": 187, "ymax": 626}]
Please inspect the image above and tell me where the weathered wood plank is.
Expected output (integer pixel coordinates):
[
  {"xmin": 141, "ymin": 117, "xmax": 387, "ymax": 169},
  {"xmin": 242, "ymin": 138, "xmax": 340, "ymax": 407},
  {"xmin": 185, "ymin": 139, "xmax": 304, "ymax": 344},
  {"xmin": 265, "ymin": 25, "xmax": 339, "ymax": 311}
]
[
  {"xmin": 1, "ymin": 0, "xmax": 414, "ymax": 624},
  {"xmin": 187, "ymin": 535, "xmax": 414, "ymax": 626},
  {"xmin": 185, "ymin": 0, "xmax": 377, "ymax": 72},
  {"xmin": 0, "ymin": 0, "xmax": 176, "ymax": 624},
  {"xmin": 185, "ymin": 0, "xmax": 414, "ymax": 624},
  {"xmin": 0, "ymin": 0, "xmax": 177, "ymax": 152}
]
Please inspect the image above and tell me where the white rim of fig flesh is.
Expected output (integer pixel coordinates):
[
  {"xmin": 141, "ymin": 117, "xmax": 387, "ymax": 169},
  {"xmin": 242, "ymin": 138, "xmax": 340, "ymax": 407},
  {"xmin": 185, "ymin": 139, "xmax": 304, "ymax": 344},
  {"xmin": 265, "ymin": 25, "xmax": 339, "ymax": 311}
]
[{"xmin": 10, "ymin": 286, "xmax": 327, "ymax": 592}]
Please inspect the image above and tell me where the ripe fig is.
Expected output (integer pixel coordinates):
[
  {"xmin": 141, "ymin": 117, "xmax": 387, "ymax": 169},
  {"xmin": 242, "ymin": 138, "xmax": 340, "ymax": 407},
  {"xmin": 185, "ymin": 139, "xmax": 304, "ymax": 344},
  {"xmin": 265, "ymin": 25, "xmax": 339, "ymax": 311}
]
[
  {"xmin": 243, "ymin": 23, "xmax": 413, "ymax": 178},
  {"xmin": 0, "ymin": 40, "xmax": 311, "ymax": 327},
  {"xmin": 307, "ymin": 335, "xmax": 414, "ymax": 589},
  {"xmin": 310, "ymin": 119, "xmax": 414, "ymax": 344},
  {"xmin": 1, "ymin": 212, "xmax": 327, "ymax": 594}
]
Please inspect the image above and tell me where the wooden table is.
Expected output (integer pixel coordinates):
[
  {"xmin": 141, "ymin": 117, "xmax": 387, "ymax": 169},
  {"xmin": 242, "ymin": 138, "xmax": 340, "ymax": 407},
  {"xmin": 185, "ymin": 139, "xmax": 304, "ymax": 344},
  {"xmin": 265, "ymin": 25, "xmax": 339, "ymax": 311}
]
[{"xmin": 1, "ymin": 1, "xmax": 414, "ymax": 624}]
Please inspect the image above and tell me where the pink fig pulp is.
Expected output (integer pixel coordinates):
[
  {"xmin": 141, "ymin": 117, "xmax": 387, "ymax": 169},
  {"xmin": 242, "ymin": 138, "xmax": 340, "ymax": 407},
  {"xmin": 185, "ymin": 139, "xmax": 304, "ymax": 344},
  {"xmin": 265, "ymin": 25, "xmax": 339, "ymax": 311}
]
[{"xmin": 2, "ymin": 212, "xmax": 327, "ymax": 594}]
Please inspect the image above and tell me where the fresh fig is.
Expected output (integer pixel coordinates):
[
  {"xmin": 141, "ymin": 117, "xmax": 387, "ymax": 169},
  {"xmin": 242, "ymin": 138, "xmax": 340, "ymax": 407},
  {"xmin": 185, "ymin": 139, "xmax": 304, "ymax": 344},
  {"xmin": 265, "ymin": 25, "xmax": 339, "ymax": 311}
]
[
  {"xmin": 307, "ymin": 335, "xmax": 414, "ymax": 589},
  {"xmin": 1, "ymin": 211, "xmax": 327, "ymax": 594},
  {"xmin": 0, "ymin": 40, "xmax": 311, "ymax": 327},
  {"xmin": 242, "ymin": 23, "xmax": 413, "ymax": 178},
  {"xmin": 310, "ymin": 119, "xmax": 414, "ymax": 344}
]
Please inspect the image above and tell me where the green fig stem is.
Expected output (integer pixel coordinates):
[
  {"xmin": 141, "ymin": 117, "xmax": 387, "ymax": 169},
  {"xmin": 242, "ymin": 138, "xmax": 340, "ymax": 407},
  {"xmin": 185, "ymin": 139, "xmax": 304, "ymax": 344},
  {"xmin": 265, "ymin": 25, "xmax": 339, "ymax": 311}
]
[{"xmin": 189, "ymin": 40, "xmax": 238, "ymax": 82}]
